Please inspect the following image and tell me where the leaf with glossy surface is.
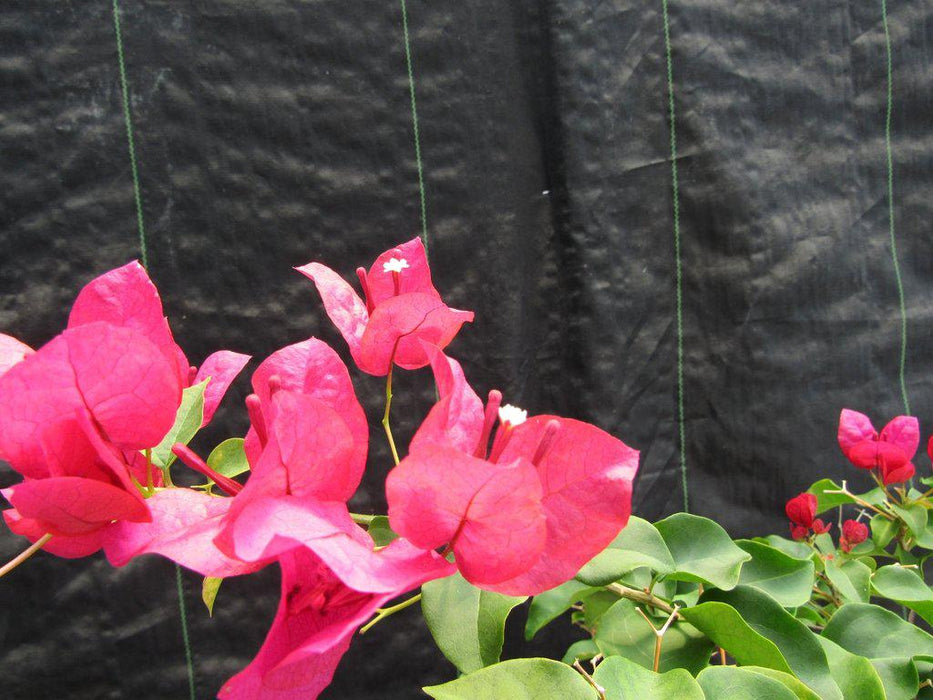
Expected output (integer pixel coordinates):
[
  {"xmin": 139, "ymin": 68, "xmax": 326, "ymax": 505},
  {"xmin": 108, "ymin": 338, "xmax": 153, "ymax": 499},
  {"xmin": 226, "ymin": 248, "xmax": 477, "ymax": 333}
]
[
  {"xmin": 823, "ymin": 557, "xmax": 870, "ymax": 603},
  {"xmin": 422, "ymin": 658, "xmax": 597, "ymax": 700},
  {"xmin": 654, "ymin": 513, "xmax": 751, "ymax": 590},
  {"xmin": 421, "ymin": 572, "xmax": 526, "ymax": 674},
  {"xmin": 871, "ymin": 565, "xmax": 933, "ymax": 626},
  {"xmin": 807, "ymin": 478, "xmax": 885, "ymax": 514},
  {"xmin": 525, "ymin": 580, "xmax": 593, "ymax": 640},
  {"xmin": 871, "ymin": 513, "xmax": 898, "ymax": 548},
  {"xmin": 817, "ymin": 636, "xmax": 886, "ymax": 700},
  {"xmin": 736, "ymin": 540, "xmax": 815, "ymax": 607},
  {"xmin": 592, "ymin": 655, "xmax": 705, "ymax": 700},
  {"xmin": 151, "ymin": 380, "xmax": 208, "ymax": 468},
  {"xmin": 594, "ymin": 599, "xmax": 714, "ymax": 675},
  {"xmin": 740, "ymin": 667, "xmax": 821, "ymax": 700},
  {"xmin": 576, "ymin": 517, "xmax": 674, "ymax": 586},
  {"xmin": 697, "ymin": 666, "xmax": 798, "ymax": 699},
  {"xmin": 698, "ymin": 587, "xmax": 842, "ymax": 700}
]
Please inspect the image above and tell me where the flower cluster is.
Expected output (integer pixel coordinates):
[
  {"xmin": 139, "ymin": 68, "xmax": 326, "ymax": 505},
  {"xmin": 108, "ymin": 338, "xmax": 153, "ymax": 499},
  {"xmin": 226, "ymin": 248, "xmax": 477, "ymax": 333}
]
[{"xmin": 0, "ymin": 239, "xmax": 639, "ymax": 699}]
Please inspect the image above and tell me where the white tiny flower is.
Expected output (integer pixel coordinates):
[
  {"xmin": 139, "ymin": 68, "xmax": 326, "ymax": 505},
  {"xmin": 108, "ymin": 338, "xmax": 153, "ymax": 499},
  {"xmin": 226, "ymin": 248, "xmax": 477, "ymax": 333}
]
[
  {"xmin": 382, "ymin": 257, "xmax": 410, "ymax": 274},
  {"xmin": 498, "ymin": 404, "xmax": 527, "ymax": 427}
]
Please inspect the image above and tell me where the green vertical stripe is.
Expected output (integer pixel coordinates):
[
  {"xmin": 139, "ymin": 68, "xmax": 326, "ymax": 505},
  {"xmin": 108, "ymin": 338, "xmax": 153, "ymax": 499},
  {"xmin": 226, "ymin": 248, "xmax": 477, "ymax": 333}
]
[
  {"xmin": 661, "ymin": 0, "xmax": 688, "ymax": 512},
  {"xmin": 111, "ymin": 2, "xmax": 197, "ymax": 697},
  {"xmin": 111, "ymin": 0, "xmax": 148, "ymax": 269},
  {"xmin": 398, "ymin": 0, "xmax": 430, "ymax": 256},
  {"xmin": 880, "ymin": 0, "xmax": 910, "ymax": 415}
]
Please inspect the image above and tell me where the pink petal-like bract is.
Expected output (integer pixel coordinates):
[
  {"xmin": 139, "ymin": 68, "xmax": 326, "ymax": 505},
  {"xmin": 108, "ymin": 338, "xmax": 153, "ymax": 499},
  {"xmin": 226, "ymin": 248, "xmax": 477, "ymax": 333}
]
[
  {"xmin": 103, "ymin": 488, "xmax": 262, "ymax": 578},
  {"xmin": 879, "ymin": 415, "xmax": 920, "ymax": 462},
  {"xmin": 194, "ymin": 351, "xmax": 251, "ymax": 427},
  {"xmin": 3, "ymin": 508, "xmax": 104, "ymax": 558},
  {"xmin": 359, "ymin": 293, "xmax": 473, "ymax": 374},
  {"xmin": 785, "ymin": 492, "xmax": 817, "ymax": 528},
  {"xmin": 246, "ymin": 339, "xmax": 367, "ymax": 482},
  {"xmin": 0, "ymin": 323, "xmax": 180, "ymax": 478},
  {"xmin": 297, "ymin": 242, "xmax": 473, "ymax": 376},
  {"xmin": 68, "ymin": 261, "xmax": 188, "ymax": 385},
  {"xmin": 0, "ymin": 334, "xmax": 33, "ymax": 378},
  {"xmin": 219, "ymin": 541, "xmax": 451, "ymax": 700},
  {"xmin": 409, "ymin": 343, "xmax": 484, "ymax": 454},
  {"xmin": 3, "ymin": 477, "xmax": 149, "ymax": 537},
  {"xmin": 294, "ymin": 262, "xmax": 369, "ymax": 369},
  {"xmin": 223, "ymin": 494, "xmax": 454, "ymax": 591},
  {"xmin": 837, "ymin": 409, "xmax": 878, "ymax": 457},
  {"xmin": 365, "ymin": 237, "xmax": 438, "ymax": 305},
  {"xmin": 487, "ymin": 416, "xmax": 639, "ymax": 595},
  {"xmin": 387, "ymin": 444, "xmax": 547, "ymax": 586}
]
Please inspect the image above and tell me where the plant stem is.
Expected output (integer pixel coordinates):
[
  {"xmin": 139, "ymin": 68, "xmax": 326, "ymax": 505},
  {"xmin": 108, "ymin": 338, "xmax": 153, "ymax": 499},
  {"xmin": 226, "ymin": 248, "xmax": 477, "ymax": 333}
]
[
  {"xmin": 0, "ymin": 533, "xmax": 52, "ymax": 578},
  {"xmin": 351, "ymin": 513, "xmax": 377, "ymax": 526},
  {"xmin": 607, "ymin": 583, "xmax": 682, "ymax": 619},
  {"xmin": 382, "ymin": 365, "xmax": 400, "ymax": 466},
  {"xmin": 823, "ymin": 483, "xmax": 894, "ymax": 520},
  {"xmin": 573, "ymin": 660, "xmax": 606, "ymax": 700},
  {"xmin": 635, "ymin": 605, "xmax": 680, "ymax": 672},
  {"xmin": 359, "ymin": 592, "xmax": 421, "ymax": 634}
]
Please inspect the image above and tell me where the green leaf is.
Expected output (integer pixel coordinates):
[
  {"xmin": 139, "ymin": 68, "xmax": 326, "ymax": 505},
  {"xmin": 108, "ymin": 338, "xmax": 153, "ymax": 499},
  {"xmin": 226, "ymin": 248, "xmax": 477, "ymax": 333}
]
[
  {"xmin": 823, "ymin": 557, "xmax": 870, "ymax": 603},
  {"xmin": 871, "ymin": 513, "xmax": 898, "ymax": 549},
  {"xmin": 581, "ymin": 590, "xmax": 621, "ymax": 632},
  {"xmin": 206, "ymin": 437, "xmax": 250, "ymax": 479},
  {"xmin": 739, "ymin": 667, "xmax": 821, "ymax": 700},
  {"xmin": 576, "ymin": 517, "xmax": 675, "ymax": 586},
  {"xmin": 759, "ymin": 535, "xmax": 814, "ymax": 560},
  {"xmin": 594, "ymin": 599, "xmax": 714, "ymax": 675},
  {"xmin": 366, "ymin": 515, "xmax": 399, "ymax": 547},
  {"xmin": 150, "ymin": 380, "xmax": 208, "ymax": 469},
  {"xmin": 202, "ymin": 576, "xmax": 222, "ymax": 617},
  {"xmin": 695, "ymin": 587, "xmax": 843, "ymax": 700},
  {"xmin": 807, "ymin": 479, "xmax": 885, "ymax": 514},
  {"xmin": 681, "ymin": 601, "xmax": 793, "ymax": 674},
  {"xmin": 871, "ymin": 564, "xmax": 933, "ymax": 626},
  {"xmin": 654, "ymin": 513, "xmax": 751, "ymax": 590},
  {"xmin": 822, "ymin": 602, "xmax": 933, "ymax": 659},
  {"xmin": 591, "ymin": 655, "xmax": 705, "ymax": 700},
  {"xmin": 525, "ymin": 580, "xmax": 593, "ymax": 640},
  {"xmin": 735, "ymin": 540, "xmax": 816, "ymax": 607},
  {"xmin": 893, "ymin": 503, "xmax": 928, "ymax": 541},
  {"xmin": 422, "ymin": 658, "xmax": 597, "ymax": 699},
  {"xmin": 561, "ymin": 639, "xmax": 600, "ymax": 665},
  {"xmin": 696, "ymin": 666, "xmax": 798, "ymax": 699},
  {"xmin": 822, "ymin": 603, "xmax": 933, "ymax": 700},
  {"xmin": 912, "ymin": 510, "xmax": 933, "ymax": 549},
  {"xmin": 817, "ymin": 636, "xmax": 886, "ymax": 700},
  {"xmin": 421, "ymin": 572, "xmax": 526, "ymax": 674}
]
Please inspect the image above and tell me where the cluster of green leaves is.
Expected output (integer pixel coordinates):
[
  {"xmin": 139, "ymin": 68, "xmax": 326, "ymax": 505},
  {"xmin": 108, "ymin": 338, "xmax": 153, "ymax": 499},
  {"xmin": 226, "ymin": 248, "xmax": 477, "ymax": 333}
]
[{"xmin": 416, "ymin": 501, "xmax": 933, "ymax": 700}]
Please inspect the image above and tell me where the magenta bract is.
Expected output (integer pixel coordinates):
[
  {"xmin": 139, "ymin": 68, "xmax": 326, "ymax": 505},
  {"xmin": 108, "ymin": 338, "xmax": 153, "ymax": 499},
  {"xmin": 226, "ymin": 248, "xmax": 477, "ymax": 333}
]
[
  {"xmin": 296, "ymin": 238, "xmax": 473, "ymax": 375},
  {"xmin": 387, "ymin": 345, "xmax": 639, "ymax": 596}
]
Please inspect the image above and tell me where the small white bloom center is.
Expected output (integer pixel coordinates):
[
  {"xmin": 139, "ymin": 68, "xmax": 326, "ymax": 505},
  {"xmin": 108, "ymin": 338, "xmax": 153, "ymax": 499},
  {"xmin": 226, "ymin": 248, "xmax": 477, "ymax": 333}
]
[
  {"xmin": 498, "ymin": 404, "xmax": 527, "ymax": 427},
  {"xmin": 382, "ymin": 258, "xmax": 410, "ymax": 274}
]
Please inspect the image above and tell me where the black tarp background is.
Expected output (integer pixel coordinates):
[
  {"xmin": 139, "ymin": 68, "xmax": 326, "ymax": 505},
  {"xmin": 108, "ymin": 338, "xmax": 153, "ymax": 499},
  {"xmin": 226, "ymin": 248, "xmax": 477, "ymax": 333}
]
[{"xmin": 0, "ymin": 1, "xmax": 931, "ymax": 698}]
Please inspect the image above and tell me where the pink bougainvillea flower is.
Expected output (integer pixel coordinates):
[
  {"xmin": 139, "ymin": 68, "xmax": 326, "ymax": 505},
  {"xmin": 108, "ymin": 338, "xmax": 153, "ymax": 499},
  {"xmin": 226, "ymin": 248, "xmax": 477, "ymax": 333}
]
[
  {"xmin": 784, "ymin": 492, "xmax": 831, "ymax": 540},
  {"xmin": 840, "ymin": 519, "xmax": 868, "ymax": 553},
  {"xmin": 386, "ymin": 345, "xmax": 639, "ymax": 596},
  {"xmin": 0, "ymin": 334, "xmax": 33, "ymax": 378},
  {"xmin": 785, "ymin": 492, "xmax": 817, "ymax": 528},
  {"xmin": 242, "ymin": 338, "xmax": 368, "ymax": 495},
  {"xmin": 218, "ymin": 544, "xmax": 451, "ymax": 700},
  {"xmin": 67, "ymin": 261, "xmax": 250, "ymax": 426},
  {"xmin": 296, "ymin": 238, "xmax": 473, "ymax": 375},
  {"xmin": 0, "ymin": 322, "xmax": 185, "ymax": 553},
  {"xmin": 837, "ymin": 409, "xmax": 918, "ymax": 484}
]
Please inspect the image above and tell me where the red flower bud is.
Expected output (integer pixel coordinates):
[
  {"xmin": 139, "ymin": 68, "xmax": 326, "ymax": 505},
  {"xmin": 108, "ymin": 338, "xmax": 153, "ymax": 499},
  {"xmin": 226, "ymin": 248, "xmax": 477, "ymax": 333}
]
[
  {"xmin": 840, "ymin": 519, "xmax": 869, "ymax": 552},
  {"xmin": 812, "ymin": 518, "xmax": 832, "ymax": 534},
  {"xmin": 790, "ymin": 525, "xmax": 809, "ymax": 541},
  {"xmin": 785, "ymin": 492, "xmax": 817, "ymax": 528}
]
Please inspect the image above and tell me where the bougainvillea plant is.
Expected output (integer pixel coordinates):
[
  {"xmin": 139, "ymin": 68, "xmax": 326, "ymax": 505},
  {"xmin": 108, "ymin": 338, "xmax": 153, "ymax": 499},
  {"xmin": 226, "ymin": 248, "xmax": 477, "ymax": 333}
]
[{"xmin": 2, "ymin": 241, "xmax": 933, "ymax": 699}]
